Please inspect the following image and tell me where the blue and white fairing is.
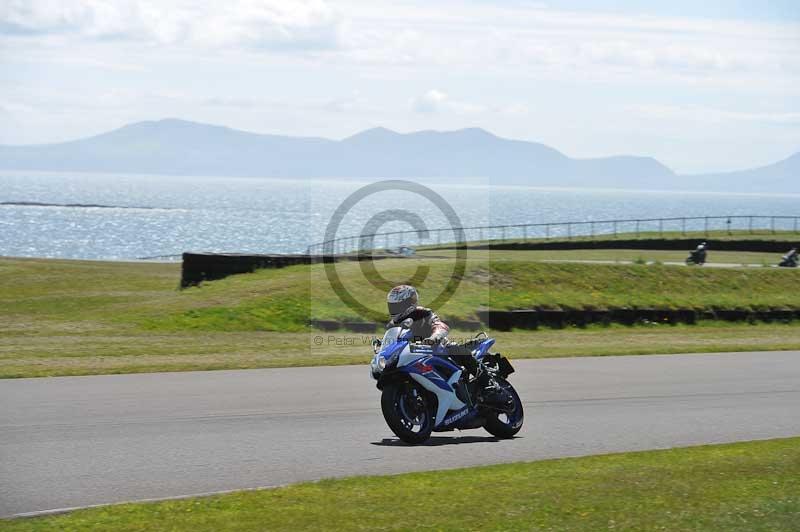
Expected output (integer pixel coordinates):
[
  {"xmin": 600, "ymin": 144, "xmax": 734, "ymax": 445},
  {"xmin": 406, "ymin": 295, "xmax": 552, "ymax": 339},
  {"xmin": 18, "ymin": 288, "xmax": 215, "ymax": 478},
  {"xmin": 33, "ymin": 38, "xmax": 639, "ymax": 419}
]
[
  {"xmin": 471, "ymin": 338, "xmax": 496, "ymax": 361},
  {"xmin": 371, "ymin": 326, "xmax": 473, "ymax": 428}
]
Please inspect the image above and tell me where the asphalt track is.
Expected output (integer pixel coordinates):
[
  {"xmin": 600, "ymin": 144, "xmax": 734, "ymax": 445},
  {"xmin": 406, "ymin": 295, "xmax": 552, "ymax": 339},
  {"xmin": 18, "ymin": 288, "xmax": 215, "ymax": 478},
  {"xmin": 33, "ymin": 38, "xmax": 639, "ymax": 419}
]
[
  {"xmin": 2, "ymin": 351, "xmax": 799, "ymax": 517},
  {"xmin": 538, "ymin": 259, "xmax": 781, "ymax": 268}
]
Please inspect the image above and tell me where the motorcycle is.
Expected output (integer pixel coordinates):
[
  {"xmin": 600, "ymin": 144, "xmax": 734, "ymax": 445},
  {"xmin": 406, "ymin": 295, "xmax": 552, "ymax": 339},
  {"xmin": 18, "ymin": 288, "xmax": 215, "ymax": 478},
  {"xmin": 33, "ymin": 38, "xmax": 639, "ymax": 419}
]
[
  {"xmin": 685, "ymin": 248, "xmax": 707, "ymax": 266},
  {"xmin": 779, "ymin": 250, "xmax": 798, "ymax": 268},
  {"xmin": 369, "ymin": 319, "xmax": 523, "ymax": 444}
]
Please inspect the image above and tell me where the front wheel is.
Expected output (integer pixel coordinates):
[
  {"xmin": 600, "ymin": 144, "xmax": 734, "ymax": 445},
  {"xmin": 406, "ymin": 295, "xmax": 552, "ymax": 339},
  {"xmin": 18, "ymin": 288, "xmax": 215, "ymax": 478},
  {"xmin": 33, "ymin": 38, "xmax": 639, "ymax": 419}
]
[
  {"xmin": 484, "ymin": 378, "xmax": 524, "ymax": 438},
  {"xmin": 381, "ymin": 380, "xmax": 434, "ymax": 444}
]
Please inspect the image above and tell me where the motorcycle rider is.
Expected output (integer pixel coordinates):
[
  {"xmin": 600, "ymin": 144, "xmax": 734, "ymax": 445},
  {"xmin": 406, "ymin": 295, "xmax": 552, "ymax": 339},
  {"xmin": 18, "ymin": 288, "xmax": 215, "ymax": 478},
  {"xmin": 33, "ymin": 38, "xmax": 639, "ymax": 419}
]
[
  {"xmin": 386, "ymin": 285, "xmax": 511, "ymax": 408},
  {"xmin": 689, "ymin": 241, "xmax": 708, "ymax": 264},
  {"xmin": 780, "ymin": 247, "xmax": 798, "ymax": 267}
]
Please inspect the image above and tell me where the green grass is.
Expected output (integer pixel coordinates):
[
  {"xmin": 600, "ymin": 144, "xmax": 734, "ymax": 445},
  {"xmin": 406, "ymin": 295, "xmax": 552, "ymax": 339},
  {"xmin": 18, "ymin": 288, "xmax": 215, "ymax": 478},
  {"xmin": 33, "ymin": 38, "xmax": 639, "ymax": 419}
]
[
  {"xmin": 4, "ymin": 250, "xmax": 796, "ymax": 334},
  {"xmin": 2, "ymin": 254, "xmax": 800, "ymax": 377},
  {"xmin": 418, "ymin": 228, "xmax": 800, "ymax": 249},
  {"xmin": 3, "ymin": 437, "xmax": 798, "ymax": 531},
  {"xmin": 3, "ymin": 323, "xmax": 800, "ymax": 378},
  {"xmin": 416, "ymin": 247, "xmax": 782, "ymax": 265}
]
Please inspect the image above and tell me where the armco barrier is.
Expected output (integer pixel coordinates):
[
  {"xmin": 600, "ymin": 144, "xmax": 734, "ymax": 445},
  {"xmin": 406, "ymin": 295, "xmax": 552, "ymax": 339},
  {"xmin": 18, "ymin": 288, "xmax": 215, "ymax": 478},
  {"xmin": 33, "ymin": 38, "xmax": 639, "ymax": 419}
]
[
  {"xmin": 181, "ymin": 252, "xmax": 392, "ymax": 287},
  {"xmin": 343, "ymin": 322, "xmax": 378, "ymax": 333},
  {"xmin": 181, "ymin": 253, "xmax": 317, "ymax": 287},
  {"xmin": 182, "ymin": 237, "xmax": 797, "ymax": 287},
  {"xmin": 457, "ymin": 238, "xmax": 797, "ymax": 253},
  {"xmin": 307, "ymin": 307, "xmax": 797, "ymax": 332},
  {"xmin": 449, "ymin": 319, "xmax": 482, "ymax": 331},
  {"xmin": 471, "ymin": 307, "xmax": 796, "ymax": 330},
  {"xmin": 309, "ymin": 320, "xmax": 340, "ymax": 331}
]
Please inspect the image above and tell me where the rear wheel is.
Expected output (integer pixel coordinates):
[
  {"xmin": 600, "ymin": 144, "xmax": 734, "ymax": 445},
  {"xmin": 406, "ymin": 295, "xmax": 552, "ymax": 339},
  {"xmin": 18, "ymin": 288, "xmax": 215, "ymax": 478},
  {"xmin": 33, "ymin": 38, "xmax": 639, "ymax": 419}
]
[
  {"xmin": 484, "ymin": 378, "xmax": 524, "ymax": 438},
  {"xmin": 381, "ymin": 380, "xmax": 434, "ymax": 444}
]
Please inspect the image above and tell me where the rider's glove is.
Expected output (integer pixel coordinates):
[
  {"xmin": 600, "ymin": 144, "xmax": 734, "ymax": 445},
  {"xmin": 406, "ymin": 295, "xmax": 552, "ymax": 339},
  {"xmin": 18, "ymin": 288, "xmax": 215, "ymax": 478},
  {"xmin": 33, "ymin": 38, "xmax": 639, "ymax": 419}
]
[{"xmin": 422, "ymin": 335, "xmax": 445, "ymax": 346}]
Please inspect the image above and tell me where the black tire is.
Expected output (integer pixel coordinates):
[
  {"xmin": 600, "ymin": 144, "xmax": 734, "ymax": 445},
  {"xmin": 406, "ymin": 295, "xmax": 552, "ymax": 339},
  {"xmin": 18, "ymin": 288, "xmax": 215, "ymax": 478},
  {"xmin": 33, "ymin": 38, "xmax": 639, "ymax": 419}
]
[
  {"xmin": 484, "ymin": 378, "xmax": 524, "ymax": 439},
  {"xmin": 380, "ymin": 380, "xmax": 434, "ymax": 444}
]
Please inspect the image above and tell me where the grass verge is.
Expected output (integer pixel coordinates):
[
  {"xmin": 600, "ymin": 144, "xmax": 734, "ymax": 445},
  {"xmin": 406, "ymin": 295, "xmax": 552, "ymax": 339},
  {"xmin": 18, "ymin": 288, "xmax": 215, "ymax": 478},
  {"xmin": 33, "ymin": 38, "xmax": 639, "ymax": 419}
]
[
  {"xmin": 3, "ymin": 254, "xmax": 799, "ymax": 332},
  {"xmin": 416, "ymin": 247, "xmax": 783, "ymax": 265},
  {"xmin": 3, "ymin": 323, "xmax": 800, "ymax": 378},
  {"xmin": 2, "ymin": 255, "xmax": 800, "ymax": 377},
  {"xmin": 3, "ymin": 437, "xmax": 798, "ymax": 531}
]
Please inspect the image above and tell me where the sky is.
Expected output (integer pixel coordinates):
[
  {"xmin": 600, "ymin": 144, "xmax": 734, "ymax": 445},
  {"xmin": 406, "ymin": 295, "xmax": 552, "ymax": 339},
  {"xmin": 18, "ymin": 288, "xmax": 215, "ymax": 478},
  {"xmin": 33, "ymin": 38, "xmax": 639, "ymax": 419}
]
[{"xmin": 1, "ymin": 0, "xmax": 799, "ymax": 174}]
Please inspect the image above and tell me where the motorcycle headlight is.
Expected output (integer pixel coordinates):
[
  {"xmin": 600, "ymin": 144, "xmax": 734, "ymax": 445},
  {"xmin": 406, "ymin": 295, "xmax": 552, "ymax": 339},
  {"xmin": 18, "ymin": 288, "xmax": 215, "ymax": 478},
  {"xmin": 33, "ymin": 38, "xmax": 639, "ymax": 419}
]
[{"xmin": 370, "ymin": 355, "xmax": 387, "ymax": 380}]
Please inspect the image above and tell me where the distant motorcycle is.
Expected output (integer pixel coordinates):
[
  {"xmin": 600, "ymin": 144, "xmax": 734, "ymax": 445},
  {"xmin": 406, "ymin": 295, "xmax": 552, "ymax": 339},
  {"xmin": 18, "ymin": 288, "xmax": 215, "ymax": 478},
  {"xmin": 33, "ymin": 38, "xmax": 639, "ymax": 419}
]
[
  {"xmin": 685, "ymin": 247, "xmax": 707, "ymax": 266},
  {"xmin": 369, "ymin": 321, "xmax": 523, "ymax": 444},
  {"xmin": 779, "ymin": 248, "xmax": 798, "ymax": 268}
]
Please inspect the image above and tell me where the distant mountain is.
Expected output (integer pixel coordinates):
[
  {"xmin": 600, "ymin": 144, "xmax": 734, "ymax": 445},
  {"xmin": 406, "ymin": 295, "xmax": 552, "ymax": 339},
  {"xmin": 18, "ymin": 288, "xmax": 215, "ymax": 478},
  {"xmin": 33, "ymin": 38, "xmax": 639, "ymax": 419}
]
[
  {"xmin": 678, "ymin": 152, "xmax": 800, "ymax": 193},
  {"xmin": 0, "ymin": 119, "xmax": 335, "ymax": 178},
  {"xmin": 0, "ymin": 118, "xmax": 796, "ymax": 192}
]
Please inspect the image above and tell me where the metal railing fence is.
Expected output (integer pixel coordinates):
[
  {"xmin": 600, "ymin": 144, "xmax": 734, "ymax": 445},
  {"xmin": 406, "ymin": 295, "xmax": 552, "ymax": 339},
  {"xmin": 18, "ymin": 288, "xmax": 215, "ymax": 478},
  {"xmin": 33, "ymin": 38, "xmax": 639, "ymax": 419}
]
[{"xmin": 306, "ymin": 215, "xmax": 800, "ymax": 255}]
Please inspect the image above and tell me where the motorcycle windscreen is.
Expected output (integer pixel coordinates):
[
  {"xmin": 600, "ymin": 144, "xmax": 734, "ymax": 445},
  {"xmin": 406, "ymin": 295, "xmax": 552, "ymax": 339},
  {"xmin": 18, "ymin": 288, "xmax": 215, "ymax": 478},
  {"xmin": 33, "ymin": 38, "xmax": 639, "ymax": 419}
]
[{"xmin": 382, "ymin": 327, "xmax": 401, "ymax": 347}]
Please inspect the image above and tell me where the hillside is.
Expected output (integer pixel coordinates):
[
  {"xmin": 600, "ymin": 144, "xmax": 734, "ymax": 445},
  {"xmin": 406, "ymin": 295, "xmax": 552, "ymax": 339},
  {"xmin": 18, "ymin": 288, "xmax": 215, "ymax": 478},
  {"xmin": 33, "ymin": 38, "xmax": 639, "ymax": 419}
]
[
  {"xmin": 680, "ymin": 152, "xmax": 800, "ymax": 193},
  {"xmin": 0, "ymin": 118, "xmax": 797, "ymax": 192},
  {"xmin": 0, "ymin": 118, "xmax": 672, "ymax": 186}
]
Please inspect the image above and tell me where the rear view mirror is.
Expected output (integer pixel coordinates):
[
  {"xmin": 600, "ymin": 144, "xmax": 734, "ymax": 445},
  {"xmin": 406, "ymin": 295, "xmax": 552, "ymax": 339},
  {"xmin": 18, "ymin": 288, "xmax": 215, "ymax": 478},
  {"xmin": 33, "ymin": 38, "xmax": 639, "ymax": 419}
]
[
  {"xmin": 401, "ymin": 318, "xmax": 414, "ymax": 329},
  {"xmin": 372, "ymin": 338, "xmax": 382, "ymax": 354}
]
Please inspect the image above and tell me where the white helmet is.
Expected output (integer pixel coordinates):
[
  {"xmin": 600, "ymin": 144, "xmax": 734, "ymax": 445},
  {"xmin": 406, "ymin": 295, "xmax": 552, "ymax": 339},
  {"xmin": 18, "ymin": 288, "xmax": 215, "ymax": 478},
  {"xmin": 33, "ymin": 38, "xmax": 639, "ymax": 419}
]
[{"xmin": 387, "ymin": 285, "xmax": 418, "ymax": 319}]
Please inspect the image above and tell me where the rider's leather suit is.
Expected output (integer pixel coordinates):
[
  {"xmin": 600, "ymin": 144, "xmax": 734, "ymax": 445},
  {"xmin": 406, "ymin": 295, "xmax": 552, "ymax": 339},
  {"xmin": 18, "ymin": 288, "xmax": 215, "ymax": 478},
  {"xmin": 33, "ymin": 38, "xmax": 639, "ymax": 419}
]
[{"xmin": 388, "ymin": 306, "xmax": 477, "ymax": 375}]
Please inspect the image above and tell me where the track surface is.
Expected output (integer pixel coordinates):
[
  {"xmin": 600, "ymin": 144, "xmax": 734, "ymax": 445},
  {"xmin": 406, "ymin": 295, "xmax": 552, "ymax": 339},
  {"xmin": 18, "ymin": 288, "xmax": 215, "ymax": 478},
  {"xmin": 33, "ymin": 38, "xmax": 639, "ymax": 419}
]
[
  {"xmin": 2, "ymin": 351, "xmax": 799, "ymax": 517},
  {"xmin": 538, "ymin": 259, "xmax": 778, "ymax": 268}
]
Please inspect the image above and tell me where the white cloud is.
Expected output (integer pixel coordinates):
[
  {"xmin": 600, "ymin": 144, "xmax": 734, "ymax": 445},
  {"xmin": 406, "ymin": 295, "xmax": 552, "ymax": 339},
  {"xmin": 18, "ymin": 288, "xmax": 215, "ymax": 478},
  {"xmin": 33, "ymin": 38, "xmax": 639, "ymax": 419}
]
[
  {"xmin": 411, "ymin": 89, "xmax": 448, "ymax": 113},
  {"xmin": 3, "ymin": 0, "xmax": 798, "ymax": 82},
  {"xmin": 319, "ymin": 92, "xmax": 376, "ymax": 113},
  {"xmin": 189, "ymin": 0, "xmax": 342, "ymax": 49},
  {"xmin": 336, "ymin": 2, "xmax": 800, "ymax": 86},
  {"xmin": 0, "ymin": 0, "xmax": 344, "ymax": 49},
  {"xmin": 0, "ymin": 0, "xmax": 98, "ymax": 34},
  {"xmin": 411, "ymin": 90, "xmax": 486, "ymax": 114}
]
